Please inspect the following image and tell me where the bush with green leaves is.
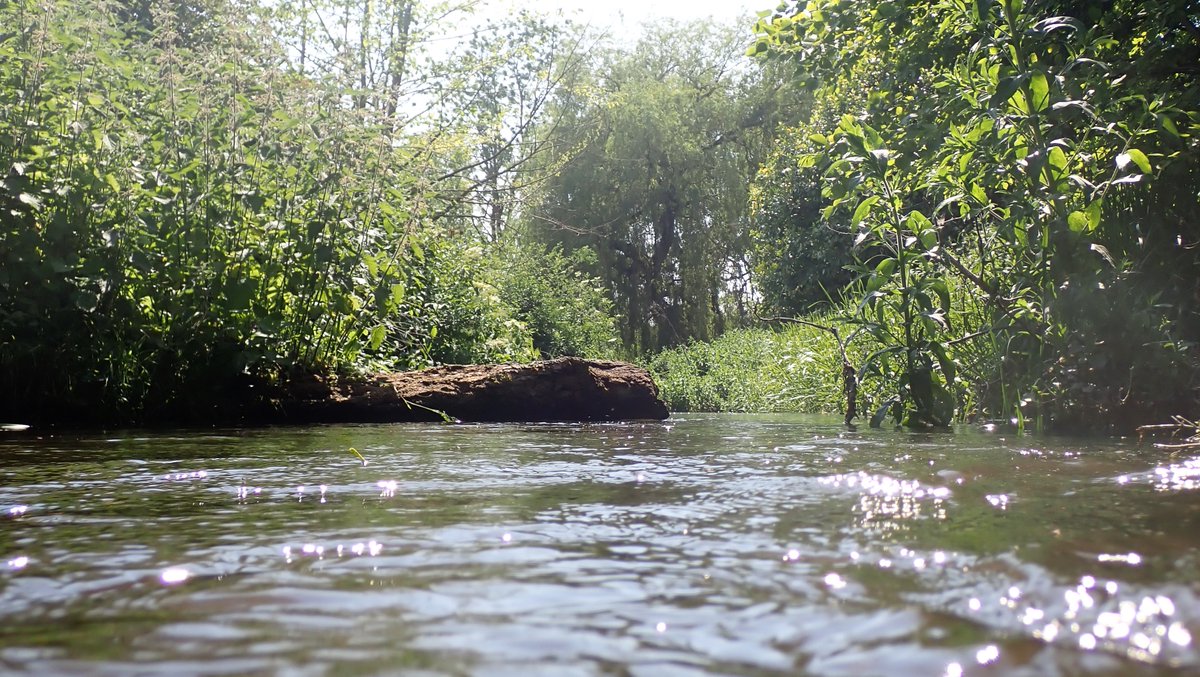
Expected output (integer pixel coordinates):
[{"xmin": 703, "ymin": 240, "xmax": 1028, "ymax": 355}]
[
  {"xmin": 488, "ymin": 244, "xmax": 620, "ymax": 360},
  {"xmin": 0, "ymin": 0, "xmax": 608, "ymax": 423},
  {"xmin": 750, "ymin": 0, "xmax": 1200, "ymax": 430},
  {"xmin": 749, "ymin": 127, "xmax": 856, "ymax": 315}
]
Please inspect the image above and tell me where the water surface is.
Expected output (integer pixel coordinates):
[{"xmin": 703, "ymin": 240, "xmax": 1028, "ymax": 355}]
[{"xmin": 1, "ymin": 414, "xmax": 1197, "ymax": 675}]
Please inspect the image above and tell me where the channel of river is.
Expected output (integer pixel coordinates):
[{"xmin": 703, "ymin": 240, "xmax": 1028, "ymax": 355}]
[{"xmin": 1, "ymin": 414, "xmax": 1198, "ymax": 675}]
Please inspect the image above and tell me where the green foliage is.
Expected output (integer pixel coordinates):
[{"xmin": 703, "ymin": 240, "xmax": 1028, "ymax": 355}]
[
  {"xmin": 648, "ymin": 320, "xmax": 852, "ymax": 414},
  {"xmin": 527, "ymin": 20, "xmax": 799, "ymax": 354},
  {"xmin": 369, "ymin": 237, "xmax": 537, "ymax": 370},
  {"xmin": 488, "ymin": 243, "xmax": 620, "ymax": 360},
  {"xmin": 751, "ymin": 0, "xmax": 1200, "ymax": 430},
  {"xmin": 0, "ymin": 0, "xmax": 616, "ymax": 424},
  {"xmin": 749, "ymin": 126, "xmax": 856, "ymax": 313}
]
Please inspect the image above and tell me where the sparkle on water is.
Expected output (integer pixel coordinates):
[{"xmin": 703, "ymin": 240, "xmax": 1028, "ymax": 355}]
[
  {"xmin": 160, "ymin": 567, "xmax": 190, "ymax": 584},
  {"xmin": 0, "ymin": 414, "xmax": 1197, "ymax": 675}
]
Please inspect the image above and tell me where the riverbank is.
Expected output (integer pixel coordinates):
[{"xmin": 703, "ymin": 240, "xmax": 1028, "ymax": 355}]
[
  {"xmin": 648, "ymin": 323, "xmax": 1200, "ymax": 435},
  {"xmin": 3, "ymin": 358, "xmax": 669, "ymax": 430}
]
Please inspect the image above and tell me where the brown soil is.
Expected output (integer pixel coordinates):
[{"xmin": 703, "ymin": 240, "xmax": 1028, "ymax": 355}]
[{"xmin": 276, "ymin": 357, "xmax": 670, "ymax": 423}]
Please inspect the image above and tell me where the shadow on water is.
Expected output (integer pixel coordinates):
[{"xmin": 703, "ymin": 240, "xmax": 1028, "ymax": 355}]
[{"xmin": 0, "ymin": 414, "xmax": 1196, "ymax": 675}]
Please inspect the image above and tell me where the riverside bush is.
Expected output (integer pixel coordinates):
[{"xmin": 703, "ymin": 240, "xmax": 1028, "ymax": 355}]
[{"xmin": 648, "ymin": 321, "xmax": 852, "ymax": 414}]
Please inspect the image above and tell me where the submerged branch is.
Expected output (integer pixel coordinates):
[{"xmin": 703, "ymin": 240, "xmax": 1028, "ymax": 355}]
[{"xmin": 1137, "ymin": 416, "xmax": 1200, "ymax": 451}]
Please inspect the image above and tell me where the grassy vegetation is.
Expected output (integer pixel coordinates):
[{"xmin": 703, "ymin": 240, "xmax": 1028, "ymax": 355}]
[
  {"xmin": 648, "ymin": 319, "xmax": 849, "ymax": 415},
  {"xmin": 648, "ymin": 281, "xmax": 1010, "ymax": 421}
]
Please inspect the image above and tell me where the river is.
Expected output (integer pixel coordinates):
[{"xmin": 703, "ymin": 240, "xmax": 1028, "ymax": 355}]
[{"xmin": 1, "ymin": 414, "xmax": 1197, "ymax": 675}]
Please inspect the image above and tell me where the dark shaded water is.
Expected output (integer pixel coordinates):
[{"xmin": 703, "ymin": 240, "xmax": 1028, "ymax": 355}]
[{"xmin": 1, "ymin": 414, "xmax": 1197, "ymax": 676}]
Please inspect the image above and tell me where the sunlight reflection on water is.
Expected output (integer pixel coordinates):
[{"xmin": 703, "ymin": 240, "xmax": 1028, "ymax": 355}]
[{"xmin": 0, "ymin": 417, "xmax": 1197, "ymax": 675}]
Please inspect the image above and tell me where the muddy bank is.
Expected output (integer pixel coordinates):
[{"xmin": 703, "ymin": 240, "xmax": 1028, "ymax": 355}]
[{"xmin": 277, "ymin": 357, "xmax": 670, "ymax": 423}]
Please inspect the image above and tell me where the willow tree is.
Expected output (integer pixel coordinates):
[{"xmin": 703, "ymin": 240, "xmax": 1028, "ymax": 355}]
[{"xmin": 527, "ymin": 19, "xmax": 796, "ymax": 353}]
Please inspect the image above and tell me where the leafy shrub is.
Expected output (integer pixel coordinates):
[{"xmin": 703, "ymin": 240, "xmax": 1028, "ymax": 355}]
[
  {"xmin": 488, "ymin": 244, "xmax": 620, "ymax": 360},
  {"xmin": 749, "ymin": 128, "xmax": 855, "ymax": 314}
]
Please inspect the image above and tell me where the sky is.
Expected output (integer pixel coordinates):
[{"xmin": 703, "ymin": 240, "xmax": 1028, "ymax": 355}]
[{"xmin": 483, "ymin": 0, "xmax": 774, "ymax": 33}]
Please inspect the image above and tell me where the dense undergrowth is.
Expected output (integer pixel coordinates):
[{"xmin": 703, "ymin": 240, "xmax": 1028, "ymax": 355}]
[
  {"xmin": 648, "ymin": 322, "xmax": 847, "ymax": 415},
  {"xmin": 740, "ymin": 0, "xmax": 1200, "ymax": 432},
  {"xmin": 0, "ymin": 0, "xmax": 618, "ymax": 425}
]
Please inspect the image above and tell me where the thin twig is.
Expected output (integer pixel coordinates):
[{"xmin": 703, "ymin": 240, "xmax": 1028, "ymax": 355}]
[{"xmin": 760, "ymin": 316, "xmax": 858, "ymax": 425}]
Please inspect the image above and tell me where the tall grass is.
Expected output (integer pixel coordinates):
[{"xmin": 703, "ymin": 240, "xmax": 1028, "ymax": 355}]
[
  {"xmin": 648, "ymin": 319, "xmax": 849, "ymax": 414},
  {"xmin": 649, "ymin": 274, "xmax": 1002, "ymax": 419}
]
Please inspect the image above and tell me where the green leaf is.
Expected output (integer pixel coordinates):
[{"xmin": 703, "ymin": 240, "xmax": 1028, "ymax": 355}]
[
  {"xmin": 368, "ymin": 325, "xmax": 387, "ymax": 351},
  {"xmin": 1047, "ymin": 147, "xmax": 1068, "ymax": 183},
  {"xmin": 864, "ymin": 124, "xmax": 885, "ymax": 152},
  {"xmin": 990, "ymin": 74, "xmax": 1026, "ymax": 110},
  {"xmin": 875, "ymin": 257, "xmax": 897, "ymax": 280},
  {"xmin": 86, "ymin": 92, "xmax": 104, "ymax": 107},
  {"xmin": 1085, "ymin": 198, "xmax": 1102, "ymax": 230},
  {"xmin": 970, "ymin": 183, "xmax": 988, "ymax": 204},
  {"xmin": 1125, "ymin": 148, "xmax": 1151, "ymax": 174},
  {"xmin": 1159, "ymin": 114, "xmax": 1181, "ymax": 138},
  {"xmin": 1029, "ymin": 71, "xmax": 1049, "ymax": 112},
  {"xmin": 931, "ymin": 341, "xmax": 957, "ymax": 384},
  {"xmin": 928, "ymin": 278, "xmax": 951, "ymax": 312},
  {"xmin": 970, "ymin": 0, "xmax": 989, "ymax": 23},
  {"xmin": 17, "ymin": 192, "xmax": 41, "ymax": 209},
  {"xmin": 905, "ymin": 210, "xmax": 932, "ymax": 232},
  {"xmin": 851, "ymin": 196, "xmax": 878, "ymax": 226},
  {"xmin": 1067, "ymin": 210, "xmax": 1091, "ymax": 233},
  {"xmin": 870, "ymin": 397, "xmax": 898, "ymax": 428}
]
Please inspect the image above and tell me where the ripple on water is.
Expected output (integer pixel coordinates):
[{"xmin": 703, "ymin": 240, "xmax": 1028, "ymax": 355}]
[
  {"xmin": 2, "ymin": 417, "xmax": 1199, "ymax": 676},
  {"xmin": 844, "ymin": 545, "xmax": 1200, "ymax": 670},
  {"xmin": 819, "ymin": 471, "xmax": 951, "ymax": 532}
]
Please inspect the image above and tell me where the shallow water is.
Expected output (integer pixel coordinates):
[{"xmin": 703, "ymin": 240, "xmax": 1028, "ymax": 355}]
[{"xmin": 1, "ymin": 414, "xmax": 1197, "ymax": 676}]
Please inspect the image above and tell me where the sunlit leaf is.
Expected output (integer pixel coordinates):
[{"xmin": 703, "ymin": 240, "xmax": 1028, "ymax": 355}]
[
  {"xmin": 851, "ymin": 196, "xmax": 878, "ymax": 226},
  {"xmin": 1085, "ymin": 199, "xmax": 1102, "ymax": 230},
  {"xmin": 1029, "ymin": 71, "xmax": 1049, "ymax": 112},
  {"xmin": 1159, "ymin": 114, "xmax": 1181, "ymax": 138},
  {"xmin": 368, "ymin": 325, "xmax": 387, "ymax": 351},
  {"xmin": 1125, "ymin": 148, "xmax": 1151, "ymax": 174},
  {"xmin": 1047, "ymin": 147, "xmax": 1068, "ymax": 183},
  {"xmin": 1067, "ymin": 210, "xmax": 1090, "ymax": 233},
  {"xmin": 875, "ymin": 257, "xmax": 897, "ymax": 280},
  {"xmin": 990, "ymin": 74, "xmax": 1026, "ymax": 110}
]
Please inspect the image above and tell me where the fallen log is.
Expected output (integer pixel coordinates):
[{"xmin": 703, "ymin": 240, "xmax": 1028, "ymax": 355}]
[{"xmin": 279, "ymin": 357, "xmax": 670, "ymax": 423}]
